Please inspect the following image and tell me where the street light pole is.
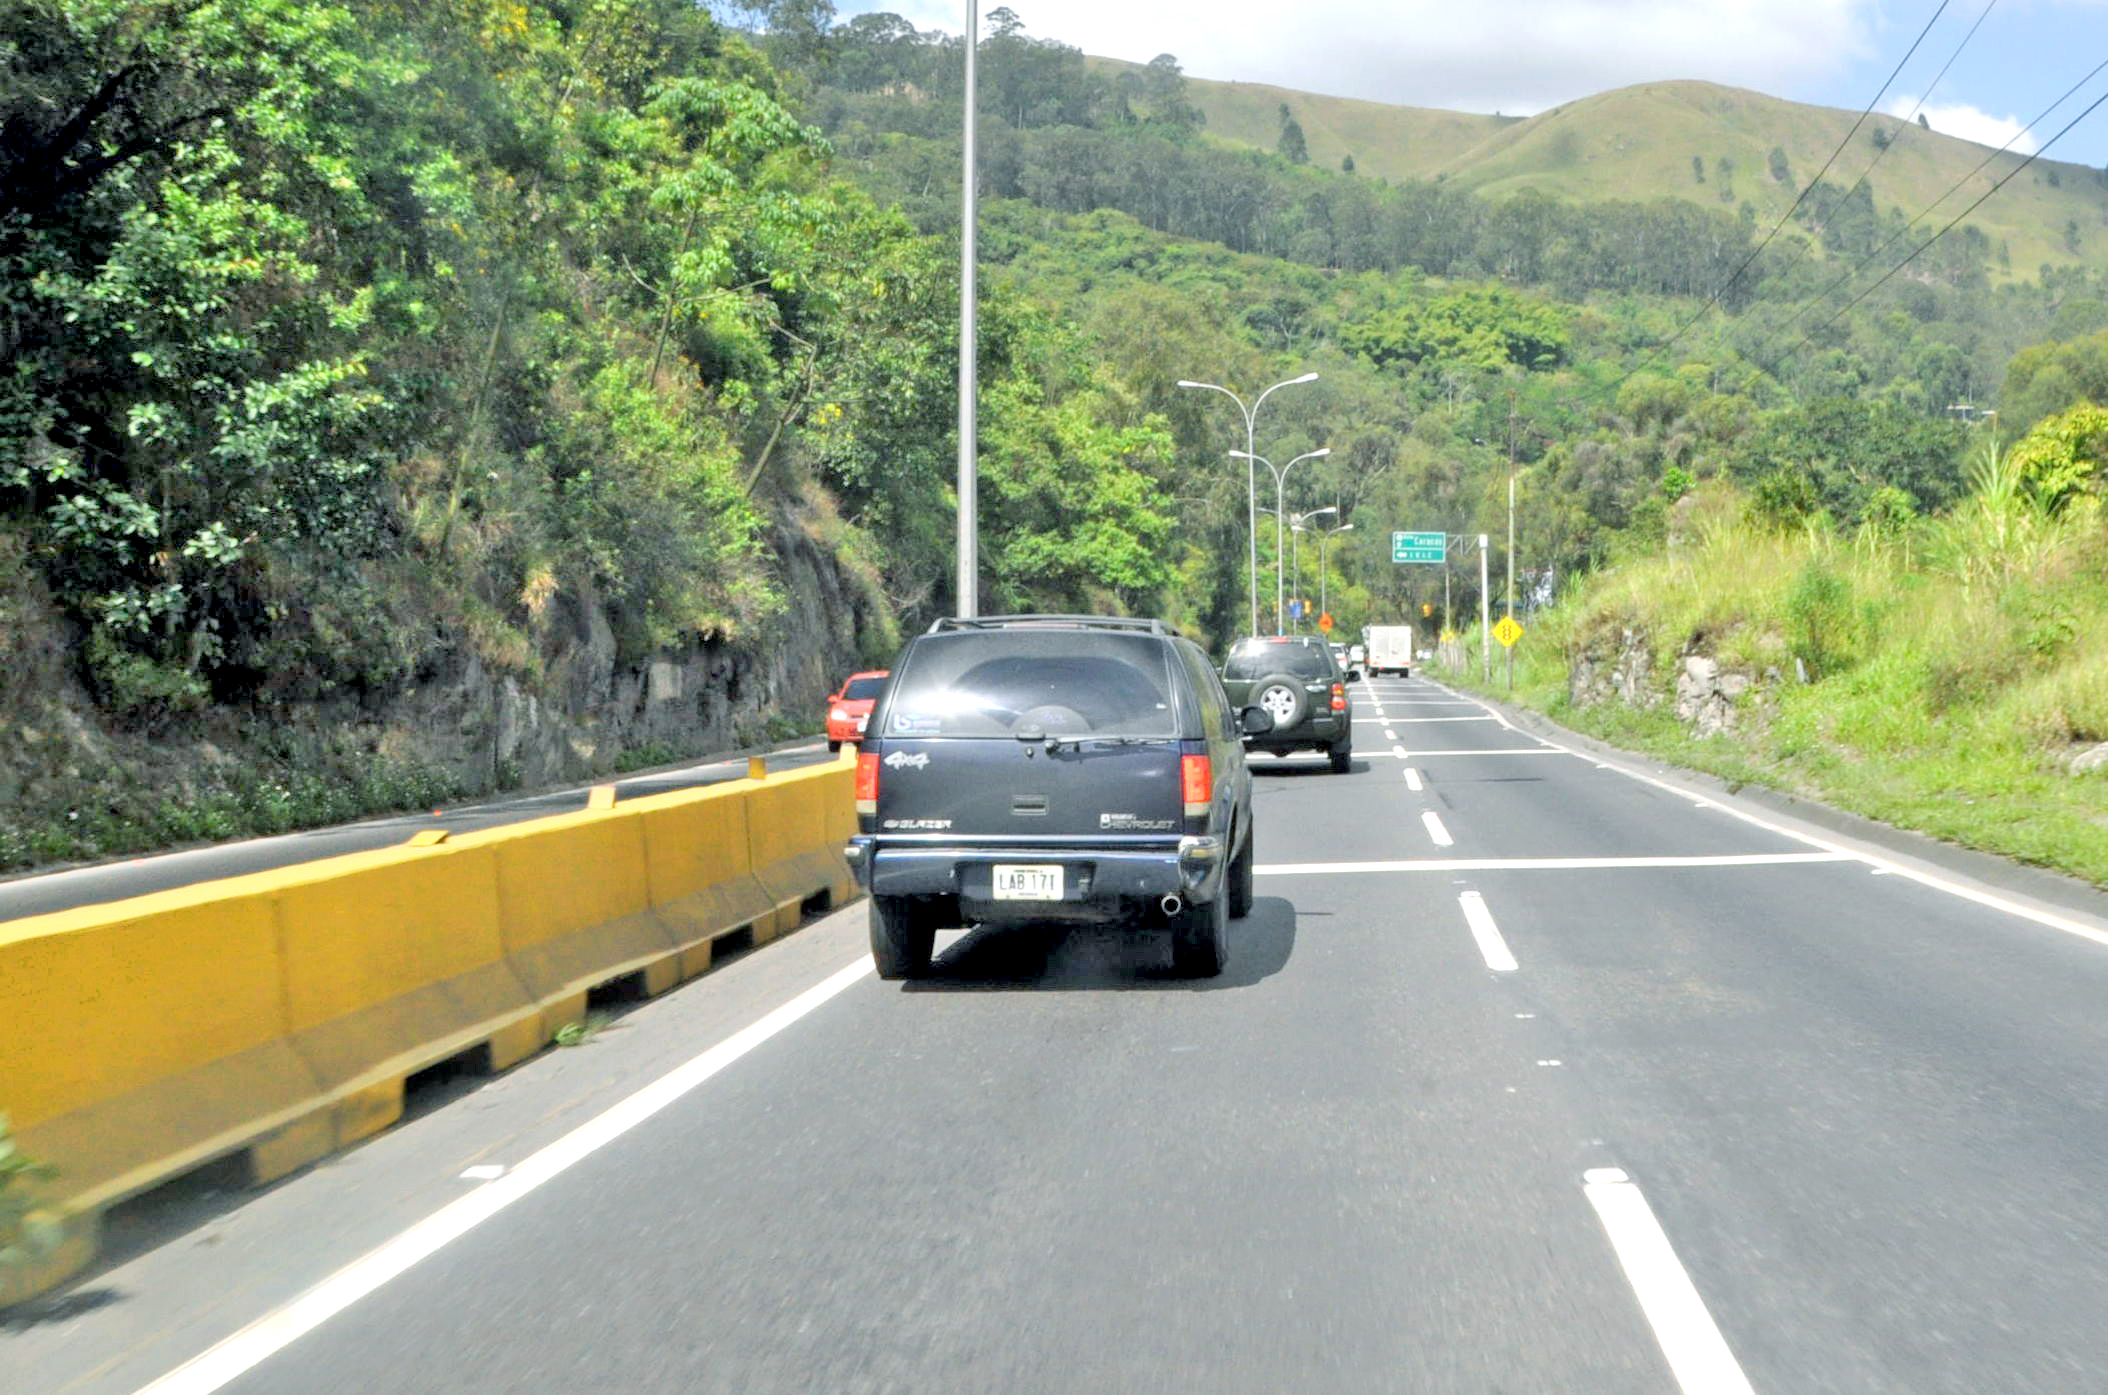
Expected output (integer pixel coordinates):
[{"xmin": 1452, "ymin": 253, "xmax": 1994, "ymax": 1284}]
[
  {"xmin": 1231, "ymin": 448, "xmax": 1330, "ymax": 633},
  {"xmin": 955, "ymin": 0, "xmax": 979, "ymax": 616},
  {"xmin": 1178, "ymin": 373, "xmax": 1318, "ymax": 636},
  {"xmin": 1290, "ymin": 524, "xmax": 1302, "ymax": 628},
  {"xmin": 1479, "ymin": 533, "xmax": 1490, "ymax": 683},
  {"xmin": 1316, "ymin": 520, "xmax": 1352, "ymax": 623}
]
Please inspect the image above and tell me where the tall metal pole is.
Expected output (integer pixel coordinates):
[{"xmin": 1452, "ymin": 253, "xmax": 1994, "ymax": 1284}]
[
  {"xmin": 1245, "ymin": 408, "xmax": 1258, "ymax": 635},
  {"xmin": 954, "ymin": 0, "xmax": 979, "ymax": 617},
  {"xmin": 1291, "ymin": 525, "xmax": 1302, "ymax": 629},
  {"xmin": 1479, "ymin": 533, "xmax": 1490, "ymax": 683},
  {"xmin": 1274, "ymin": 467, "xmax": 1287, "ymax": 634},
  {"xmin": 1506, "ymin": 470, "xmax": 1516, "ymax": 690}
]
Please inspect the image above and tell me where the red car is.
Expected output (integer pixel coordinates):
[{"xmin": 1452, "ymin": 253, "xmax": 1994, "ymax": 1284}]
[{"xmin": 825, "ymin": 670, "xmax": 889, "ymax": 751}]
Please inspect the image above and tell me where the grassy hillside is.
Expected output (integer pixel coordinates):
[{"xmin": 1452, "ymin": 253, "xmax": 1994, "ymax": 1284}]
[
  {"xmin": 1086, "ymin": 55, "xmax": 1510, "ymax": 181},
  {"xmin": 1114, "ymin": 59, "xmax": 2108, "ymax": 277},
  {"xmin": 1444, "ymin": 81, "xmax": 2108, "ymax": 276}
]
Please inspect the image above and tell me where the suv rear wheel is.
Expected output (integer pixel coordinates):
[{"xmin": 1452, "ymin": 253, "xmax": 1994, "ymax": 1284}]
[
  {"xmin": 870, "ymin": 895, "xmax": 936, "ymax": 980},
  {"xmin": 1171, "ymin": 890, "xmax": 1227, "ymax": 977},
  {"xmin": 1329, "ymin": 742, "xmax": 1352, "ymax": 774}
]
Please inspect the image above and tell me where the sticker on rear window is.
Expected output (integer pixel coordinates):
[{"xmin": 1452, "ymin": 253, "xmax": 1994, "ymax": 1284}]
[{"xmin": 891, "ymin": 712, "xmax": 940, "ymax": 733}]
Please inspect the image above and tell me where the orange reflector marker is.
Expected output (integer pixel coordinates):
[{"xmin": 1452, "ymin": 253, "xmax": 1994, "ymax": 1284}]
[
  {"xmin": 1181, "ymin": 753, "xmax": 1211, "ymax": 817},
  {"xmin": 855, "ymin": 751, "xmax": 881, "ymax": 815}
]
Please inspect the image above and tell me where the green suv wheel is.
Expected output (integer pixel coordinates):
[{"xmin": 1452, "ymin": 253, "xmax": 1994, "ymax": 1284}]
[{"xmin": 1329, "ymin": 743, "xmax": 1352, "ymax": 774}]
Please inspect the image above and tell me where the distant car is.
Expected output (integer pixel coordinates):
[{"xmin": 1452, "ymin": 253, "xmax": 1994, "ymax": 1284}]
[
  {"xmin": 825, "ymin": 670, "xmax": 889, "ymax": 751},
  {"xmin": 844, "ymin": 615, "xmax": 1268, "ymax": 980},
  {"xmin": 1349, "ymin": 643, "xmax": 1366, "ymax": 666},
  {"xmin": 1219, "ymin": 634, "xmax": 1358, "ymax": 773}
]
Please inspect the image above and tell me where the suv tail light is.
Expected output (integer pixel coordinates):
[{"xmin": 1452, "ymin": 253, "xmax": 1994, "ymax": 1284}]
[
  {"xmin": 1331, "ymin": 682, "xmax": 1346, "ymax": 711},
  {"xmin": 1181, "ymin": 753, "xmax": 1211, "ymax": 816},
  {"xmin": 855, "ymin": 751, "xmax": 880, "ymax": 814}
]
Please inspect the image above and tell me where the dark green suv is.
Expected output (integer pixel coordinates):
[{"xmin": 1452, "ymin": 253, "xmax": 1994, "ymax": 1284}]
[{"xmin": 1220, "ymin": 635, "xmax": 1357, "ymax": 773}]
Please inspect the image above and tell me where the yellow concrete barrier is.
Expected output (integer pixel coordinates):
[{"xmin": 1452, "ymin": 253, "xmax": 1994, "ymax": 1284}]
[
  {"xmin": 743, "ymin": 760, "xmax": 856, "ymax": 943},
  {"xmin": 0, "ymin": 754, "xmax": 862, "ymax": 1306},
  {"xmin": 1, "ymin": 879, "xmax": 328, "ymax": 1287},
  {"xmin": 630, "ymin": 782, "xmax": 778, "ymax": 979},
  {"xmin": 273, "ymin": 842, "xmax": 540, "ymax": 1154},
  {"xmin": 455, "ymin": 807, "xmax": 681, "ymax": 1039}
]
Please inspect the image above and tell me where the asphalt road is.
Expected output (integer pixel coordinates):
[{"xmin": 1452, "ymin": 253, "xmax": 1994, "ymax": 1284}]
[
  {"xmin": 11, "ymin": 675, "xmax": 2108, "ymax": 1394},
  {"xmin": 0, "ymin": 740, "xmax": 837, "ymax": 922}
]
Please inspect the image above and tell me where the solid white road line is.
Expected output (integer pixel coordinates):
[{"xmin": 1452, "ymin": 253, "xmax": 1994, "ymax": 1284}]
[
  {"xmin": 1422, "ymin": 811, "xmax": 1455, "ymax": 847},
  {"xmin": 1428, "ymin": 679, "xmax": 2108, "ymax": 953},
  {"xmin": 1404, "ymin": 768, "xmax": 1424, "ymax": 791},
  {"xmin": 133, "ymin": 957, "xmax": 876, "ymax": 1395},
  {"xmin": 1390, "ymin": 715, "xmax": 1498, "ymax": 723},
  {"xmin": 1257, "ymin": 852, "xmax": 1853, "ymax": 875},
  {"xmin": 1458, "ymin": 891, "xmax": 1518, "ymax": 971},
  {"xmin": 1583, "ymin": 1168, "xmax": 1756, "ymax": 1395}
]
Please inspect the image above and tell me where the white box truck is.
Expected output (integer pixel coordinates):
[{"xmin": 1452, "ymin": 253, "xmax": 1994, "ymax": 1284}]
[{"xmin": 1364, "ymin": 626, "xmax": 1415, "ymax": 677}]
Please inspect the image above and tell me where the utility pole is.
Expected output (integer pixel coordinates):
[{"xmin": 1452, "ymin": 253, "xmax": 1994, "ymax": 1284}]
[
  {"xmin": 1505, "ymin": 395, "xmax": 1517, "ymax": 691},
  {"xmin": 954, "ymin": 0, "xmax": 979, "ymax": 617},
  {"xmin": 1479, "ymin": 534, "xmax": 1490, "ymax": 683}
]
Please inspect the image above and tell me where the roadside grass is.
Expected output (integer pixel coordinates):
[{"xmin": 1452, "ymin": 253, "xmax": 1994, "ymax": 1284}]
[{"xmin": 1434, "ymin": 477, "xmax": 2108, "ymax": 887}]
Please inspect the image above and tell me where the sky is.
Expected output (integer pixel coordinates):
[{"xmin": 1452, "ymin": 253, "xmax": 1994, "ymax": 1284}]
[{"xmin": 831, "ymin": 0, "xmax": 2108, "ymax": 167}]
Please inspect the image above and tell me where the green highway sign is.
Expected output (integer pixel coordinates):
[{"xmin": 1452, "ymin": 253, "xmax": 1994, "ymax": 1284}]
[{"xmin": 1391, "ymin": 531, "xmax": 1446, "ymax": 564}]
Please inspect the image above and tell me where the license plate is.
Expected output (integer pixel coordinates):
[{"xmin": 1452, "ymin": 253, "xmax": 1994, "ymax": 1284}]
[{"xmin": 992, "ymin": 864, "xmax": 1063, "ymax": 901}]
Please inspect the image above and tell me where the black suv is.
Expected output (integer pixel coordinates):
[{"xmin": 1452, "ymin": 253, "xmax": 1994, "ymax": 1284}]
[
  {"xmin": 843, "ymin": 615, "xmax": 1271, "ymax": 980},
  {"xmin": 1219, "ymin": 635, "xmax": 1358, "ymax": 772}
]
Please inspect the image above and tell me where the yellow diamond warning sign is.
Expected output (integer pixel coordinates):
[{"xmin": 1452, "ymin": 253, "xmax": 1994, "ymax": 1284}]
[{"xmin": 1493, "ymin": 616, "xmax": 1523, "ymax": 648}]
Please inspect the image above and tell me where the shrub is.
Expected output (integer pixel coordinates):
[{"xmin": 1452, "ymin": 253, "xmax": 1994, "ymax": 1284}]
[{"xmin": 1785, "ymin": 561, "xmax": 1859, "ymax": 678}]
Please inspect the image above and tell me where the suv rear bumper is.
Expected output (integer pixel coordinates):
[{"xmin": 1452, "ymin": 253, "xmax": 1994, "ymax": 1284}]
[
  {"xmin": 1246, "ymin": 709, "xmax": 1348, "ymax": 752},
  {"xmin": 846, "ymin": 836, "xmax": 1224, "ymax": 919}
]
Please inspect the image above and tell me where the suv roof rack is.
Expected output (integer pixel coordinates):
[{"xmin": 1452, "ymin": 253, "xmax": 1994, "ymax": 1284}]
[{"xmin": 926, "ymin": 614, "xmax": 1179, "ymax": 637}]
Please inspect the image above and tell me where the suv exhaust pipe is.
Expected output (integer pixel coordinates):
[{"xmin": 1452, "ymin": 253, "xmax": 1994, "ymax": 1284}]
[{"xmin": 1160, "ymin": 894, "xmax": 1184, "ymax": 918}]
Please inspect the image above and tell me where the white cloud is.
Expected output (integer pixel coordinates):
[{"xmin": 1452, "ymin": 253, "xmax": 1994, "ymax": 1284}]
[
  {"xmin": 868, "ymin": 0, "xmax": 1877, "ymax": 115},
  {"xmin": 1884, "ymin": 95, "xmax": 2040, "ymax": 154}
]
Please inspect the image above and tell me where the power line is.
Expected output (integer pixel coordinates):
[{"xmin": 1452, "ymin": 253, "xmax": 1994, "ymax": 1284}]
[
  {"xmin": 1750, "ymin": 56, "xmax": 2108, "ymax": 377},
  {"xmin": 1776, "ymin": 0, "xmax": 1997, "ymax": 284},
  {"xmin": 1643, "ymin": 0, "xmax": 1955, "ymax": 365},
  {"xmin": 1783, "ymin": 78, "xmax": 2108, "ymax": 357}
]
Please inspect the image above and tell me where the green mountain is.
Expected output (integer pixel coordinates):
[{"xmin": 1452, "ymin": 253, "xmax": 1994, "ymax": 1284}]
[{"xmin": 1117, "ymin": 60, "xmax": 2108, "ymax": 277}]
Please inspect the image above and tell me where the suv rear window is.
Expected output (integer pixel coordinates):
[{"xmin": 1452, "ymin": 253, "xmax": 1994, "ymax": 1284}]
[
  {"xmin": 1224, "ymin": 642, "xmax": 1335, "ymax": 681},
  {"xmin": 841, "ymin": 676, "xmax": 886, "ymax": 700},
  {"xmin": 884, "ymin": 631, "xmax": 1178, "ymax": 738}
]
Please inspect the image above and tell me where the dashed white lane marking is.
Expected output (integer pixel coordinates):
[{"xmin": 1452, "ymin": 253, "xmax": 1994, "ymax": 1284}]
[
  {"xmin": 457, "ymin": 1165, "xmax": 505, "ymax": 1182},
  {"xmin": 1385, "ymin": 729, "xmax": 1399, "ymax": 741},
  {"xmin": 1422, "ymin": 811, "xmax": 1455, "ymax": 847},
  {"xmin": 1392, "ymin": 744, "xmax": 1409, "ymax": 758},
  {"xmin": 133, "ymin": 956, "xmax": 877, "ymax": 1395},
  {"xmin": 1583, "ymin": 1168, "xmax": 1757, "ymax": 1395},
  {"xmin": 1258, "ymin": 853, "xmax": 1853, "ymax": 875},
  {"xmin": 1458, "ymin": 891, "xmax": 1518, "ymax": 971},
  {"xmin": 1404, "ymin": 767, "xmax": 1424, "ymax": 792},
  {"xmin": 1390, "ymin": 715, "xmax": 1499, "ymax": 723}
]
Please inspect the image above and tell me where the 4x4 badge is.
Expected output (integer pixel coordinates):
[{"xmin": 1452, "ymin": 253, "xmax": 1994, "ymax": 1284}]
[{"xmin": 883, "ymin": 750, "xmax": 930, "ymax": 770}]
